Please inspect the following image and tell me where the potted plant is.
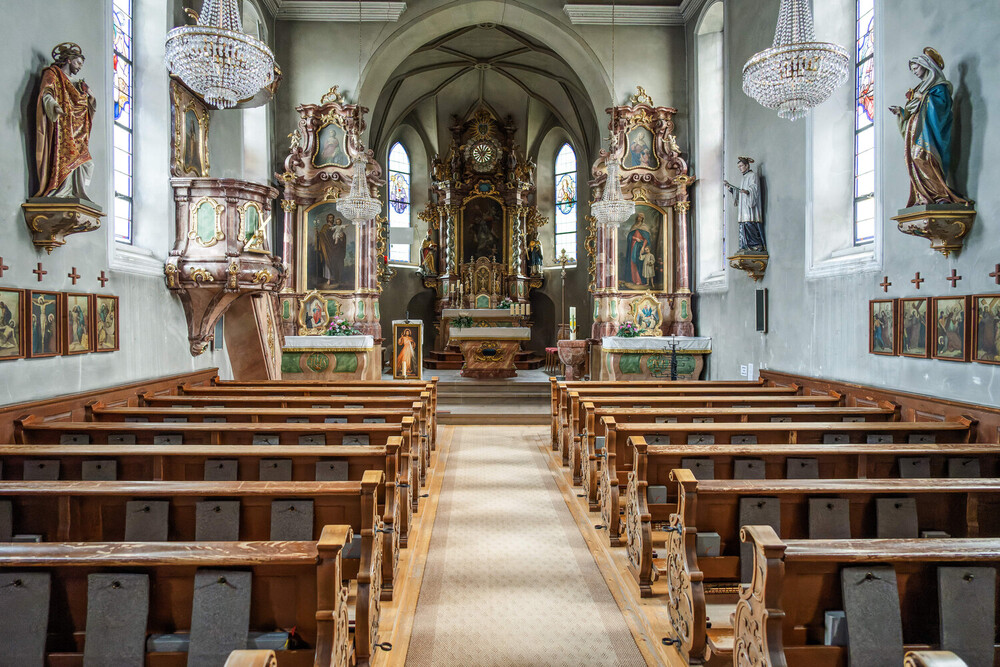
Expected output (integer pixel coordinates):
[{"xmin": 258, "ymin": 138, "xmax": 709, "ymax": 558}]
[{"xmin": 452, "ymin": 313, "xmax": 474, "ymax": 329}]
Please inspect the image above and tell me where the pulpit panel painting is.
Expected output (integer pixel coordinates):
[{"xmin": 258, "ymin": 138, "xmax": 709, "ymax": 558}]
[
  {"xmin": 622, "ymin": 126, "xmax": 658, "ymax": 170},
  {"xmin": 313, "ymin": 121, "xmax": 350, "ymax": 168},
  {"xmin": 461, "ymin": 196, "xmax": 505, "ymax": 263},
  {"xmin": 303, "ymin": 202, "xmax": 357, "ymax": 292},
  {"xmin": 618, "ymin": 204, "xmax": 665, "ymax": 292}
]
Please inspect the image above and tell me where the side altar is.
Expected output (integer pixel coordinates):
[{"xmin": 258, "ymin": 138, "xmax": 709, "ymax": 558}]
[
  {"xmin": 599, "ymin": 336, "xmax": 711, "ymax": 380},
  {"xmin": 281, "ymin": 334, "xmax": 378, "ymax": 380},
  {"xmin": 450, "ymin": 327, "xmax": 532, "ymax": 378}
]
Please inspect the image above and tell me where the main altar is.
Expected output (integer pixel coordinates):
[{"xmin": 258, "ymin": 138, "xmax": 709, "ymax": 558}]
[{"xmin": 418, "ymin": 105, "xmax": 546, "ymax": 372}]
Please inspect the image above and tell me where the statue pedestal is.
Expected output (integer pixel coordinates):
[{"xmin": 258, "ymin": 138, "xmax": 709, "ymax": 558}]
[
  {"xmin": 892, "ymin": 204, "xmax": 977, "ymax": 257},
  {"xmin": 21, "ymin": 197, "xmax": 104, "ymax": 253},
  {"xmin": 598, "ymin": 336, "xmax": 711, "ymax": 380},
  {"xmin": 557, "ymin": 340, "xmax": 589, "ymax": 380},
  {"xmin": 450, "ymin": 327, "xmax": 530, "ymax": 379},
  {"xmin": 728, "ymin": 251, "xmax": 769, "ymax": 281},
  {"xmin": 281, "ymin": 335, "xmax": 377, "ymax": 380}
]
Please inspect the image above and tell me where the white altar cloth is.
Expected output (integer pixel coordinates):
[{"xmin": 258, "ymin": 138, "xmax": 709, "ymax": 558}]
[
  {"xmin": 449, "ymin": 327, "xmax": 531, "ymax": 341},
  {"xmin": 601, "ymin": 336, "xmax": 712, "ymax": 354},
  {"xmin": 442, "ymin": 308, "xmax": 513, "ymax": 318},
  {"xmin": 283, "ymin": 335, "xmax": 374, "ymax": 351}
]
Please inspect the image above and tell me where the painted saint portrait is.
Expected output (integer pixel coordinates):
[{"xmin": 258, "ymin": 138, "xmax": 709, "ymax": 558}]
[
  {"xmin": 95, "ymin": 295, "xmax": 119, "ymax": 352},
  {"xmin": 462, "ymin": 197, "xmax": 504, "ymax": 262},
  {"xmin": 0, "ymin": 288, "xmax": 25, "ymax": 360},
  {"xmin": 899, "ymin": 298, "xmax": 930, "ymax": 358},
  {"xmin": 393, "ymin": 323, "xmax": 421, "ymax": 380},
  {"xmin": 618, "ymin": 206, "xmax": 664, "ymax": 291},
  {"xmin": 305, "ymin": 203, "xmax": 356, "ymax": 292},
  {"xmin": 869, "ymin": 299, "xmax": 896, "ymax": 356},
  {"xmin": 65, "ymin": 293, "xmax": 93, "ymax": 354},
  {"xmin": 622, "ymin": 126, "xmax": 658, "ymax": 170},
  {"xmin": 183, "ymin": 108, "xmax": 204, "ymax": 175},
  {"xmin": 932, "ymin": 296, "xmax": 968, "ymax": 361},
  {"xmin": 313, "ymin": 122, "xmax": 350, "ymax": 168},
  {"xmin": 300, "ymin": 292, "xmax": 330, "ymax": 333},
  {"xmin": 974, "ymin": 295, "xmax": 1000, "ymax": 364},
  {"xmin": 29, "ymin": 291, "xmax": 61, "ymax": 358}
]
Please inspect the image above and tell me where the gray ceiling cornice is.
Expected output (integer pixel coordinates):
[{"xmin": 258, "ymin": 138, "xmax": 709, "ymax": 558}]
[{"xmin": 262, "ymin": 1, "xmax": 407, "ymax": 22}]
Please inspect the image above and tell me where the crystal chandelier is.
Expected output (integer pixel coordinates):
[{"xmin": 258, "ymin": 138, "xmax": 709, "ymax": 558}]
[
  {"xmin": 592, "ymin": 0, "xmax": 634, "ymax": 227},
  {"xmin": 742, "ymin": 0, "xmax": 849, "ymax": 121},
  {"xmin": 338, "ymin": 149, "xmax": 382, "ymax": 223},
  {"xmin": 337, "ymin": 0, "xmax": 381, "ymax": 224},
  {"xmin": 164, "ymin": 0, "xmax": 275, "ymax": 109}
]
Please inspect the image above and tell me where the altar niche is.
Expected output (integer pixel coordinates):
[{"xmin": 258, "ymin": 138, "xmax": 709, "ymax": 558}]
[
  {"xmin": 460, "ymin": 195, "xmax": 507, "ymax": 265},
  {"xmin": 618, "ymin": 203, "xmax": 672, "ymax": 293}
]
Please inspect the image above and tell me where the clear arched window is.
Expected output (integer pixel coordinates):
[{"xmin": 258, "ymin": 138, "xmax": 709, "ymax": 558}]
[
  {"xmin": 112, "ymin": 0, "xmax": 134, "ymax": 243},
  {"xmin": 554, "ymin": 143, "xmax": 577, "ymax": 261},
  {"xmin": 388, "ymin": 142, "xmax": 411, "ymax": 263},
  {"xmin": 695, "ymin": 1, "xmax": 725, "ymax": 287},
  {"xmin": 853, "ymin": 0, "xmax": 876, "ymax": 244}
]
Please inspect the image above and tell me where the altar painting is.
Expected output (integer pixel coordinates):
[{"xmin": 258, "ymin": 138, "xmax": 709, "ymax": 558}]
[
  {"xmin": 313, "ymin": 121, "xmax": 350, "ymax": 168},
  {"xmin": 622, "ymin": 126, "xmax": 658, "ymax": 170},
  {"xmin": 629, "ymin": 293, "xmax": 662, "ymax": 336},
  {"xmin": 302, "ymin": 202, "xmax": 357, "ymax": 292},
  {"xmin": 299, "ymin": 290, "xmax": 331, "ymax": 335},
  {"xmin": 461, "ymin": 196, "xmax": 505, "ymax": 263},
  {"xmin": 618, "ymin": 204, "xmax": 665, "ymax": 292}
]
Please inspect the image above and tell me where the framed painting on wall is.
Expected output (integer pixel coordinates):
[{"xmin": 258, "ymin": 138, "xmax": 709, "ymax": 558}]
[
  {"xmin": 931, "ymin": 295, "xmax": 970, "ymax": 362},
  {"xmin": 622, "ymin": 125, "xmax": 658, "ymax": 170},
  {"xmin": 460, "ymin": 195, "xmax": 506, "ymax": 264},
  {"xmin": 392, "ymin": 321, "xmax": 422, "ymax": 380},
  {"xmin": 618, "ymin": 204, "xmax": 666, "ymax": 292},
  {"xmin": 898, "ymin": 297, "xmax": 930, "ymax": 358},
  {"xmin": 313, "ymin": 120, "xmax": 351, "ymax": 168},
  {"xmin": 0, "ymin": 288, "xmax": 26, "ymax": 361},
  {"xmin": 28, "ymin": 291, "xmax": 62, "ymax": 358},
  {"xmin": 64, "ymin": 293, "xmax": 94, "ymax": 355},
  {"xmin": 869, "ymin": 299, "xmax": 897, "ymax": 356},
  {"xmin": 95, "ymin": 295, "xmax": 119, "ymax": 352},
  {"xmin": 301, "ymin": 201, "xmax": 357, "ymax": 293},
  {"xmin": 972, "ymin": 294, "xmax": 1000, "ymax": 365},
  {"xmin": 170, "ymin": 79, "xmax": 210, "ymax": 177}
]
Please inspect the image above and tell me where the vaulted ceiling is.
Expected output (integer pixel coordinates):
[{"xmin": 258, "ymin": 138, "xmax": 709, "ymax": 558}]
[{"xmin": 368, "ymin": 23, "xmax": 599, "ymax": 161}]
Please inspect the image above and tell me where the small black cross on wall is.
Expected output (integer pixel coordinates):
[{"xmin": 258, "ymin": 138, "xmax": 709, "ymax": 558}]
[
  {"xmin": 879, "ymin": 276, "xmax": 892, "ymax": 293},
  {"xmin": 67, "ymin": 267, "xmax": 81, "ymax": 285},
  {"xmin": 945, "ymin": 268, "xmax": 962, "ymax": 288},
  {"xmin": 33, "ymin": 263, "xmax": 47, "ymax": 282},
  {"xmin": 910, "ymin": 272, "xmax": 924, "ymax": 289},
  {"xmin": 97, "ymin": 270, "xmax": 110, "ymax": 288}
]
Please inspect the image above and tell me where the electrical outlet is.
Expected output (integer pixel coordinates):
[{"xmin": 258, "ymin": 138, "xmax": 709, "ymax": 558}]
[{"xmin": 740, "ymin": 364, "xmax": 748, "ymax": 377}]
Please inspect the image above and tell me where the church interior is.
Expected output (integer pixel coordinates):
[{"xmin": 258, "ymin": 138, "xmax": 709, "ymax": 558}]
[{"xmin": 2, "ymin": 0, "xmax": 1000, "ymax": 665}]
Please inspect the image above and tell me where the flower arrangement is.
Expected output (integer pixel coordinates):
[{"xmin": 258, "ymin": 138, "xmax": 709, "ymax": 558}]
[
  {"xmin": 452, "ymin": 314, "xmax": 474, "ymax": 329},
  {"xmin": 616, "ymin": 321, "xmax": 641, "ymax": 338},
  {"xmin": 498, "ymin": 297, "xmax": 513, "ymax": 309},
  {"xmin": 325, "ymin": 316, "xmax": 361, "ymax": 336}
]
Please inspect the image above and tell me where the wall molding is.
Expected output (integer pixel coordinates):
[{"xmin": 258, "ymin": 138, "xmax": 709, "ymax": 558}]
[
  {"xmin": 263, "ymin": 1, "xmax": 407, "ymax": 22},
  {"xmin": 563, "ymin": 4, "xmax": 685, "ymax": 26}
]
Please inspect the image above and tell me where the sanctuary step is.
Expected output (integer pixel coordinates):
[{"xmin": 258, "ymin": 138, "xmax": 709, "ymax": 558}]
[{"xmin": 423, "ymin": 349, "xmax": 544, "ymax": 371}]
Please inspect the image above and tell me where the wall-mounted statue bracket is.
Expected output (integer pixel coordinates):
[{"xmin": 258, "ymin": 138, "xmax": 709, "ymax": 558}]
[
  {"xmin": 728, "ymin": 252, "xmax": 769, "ymax": 281},
  {"xmin": 21, "ymin": 198, "xmax": 104, "ymax": 253},
  {"xmin": 892, "ymin": 205, "xmax": 976, "ymax": 257}
]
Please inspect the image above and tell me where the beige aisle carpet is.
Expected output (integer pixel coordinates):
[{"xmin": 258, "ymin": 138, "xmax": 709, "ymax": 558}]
[{"xmin": 405, "ymin": 425, "xmax": 647, "ymax": 666}]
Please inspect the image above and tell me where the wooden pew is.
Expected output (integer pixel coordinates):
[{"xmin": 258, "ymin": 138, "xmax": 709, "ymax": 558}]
[
  {"xmin": 578, "ymin": 403, "xmax": 898, "ymax": 509},
  {"xmin": 549, "ymin": 378, "xmax": 768, "ymax": 450},
  {"xmin": 625, "ymin": 438, "xmax": 1000, "ymax": 594},
  {"xmin": 599, "ymin": 418, "xmax": 974, "ymax": 545},
  {"xmin": 86, "ymin": 399, "xmax": 435, "ymax": 487},
  {"xmin": 660, "ymin": 472, "xmax": 1000, "ymax": 664},
  {"xmin": 0, "ymin": 525, "xmax": 388, "ymax": 666},
  {"xmin": 0, "ymin": 472, "xmax": 403, "ymax": 602},
  {"xmin": 734, "ymin": 525, "xmax": 1000, "ymax": 667}
]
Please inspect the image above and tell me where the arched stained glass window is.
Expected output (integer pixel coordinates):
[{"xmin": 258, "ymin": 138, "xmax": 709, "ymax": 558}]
[
  {"xmin": 854, "ymin": 0, "xmax": 876, "ymax": 245},
  {"xmin": 388, "ymin": 142, "xmax": 411, "ymax": 263},
  {"xmin": 554, "ymin": 143, "xmax": 577, "ymax": 262},
  {"xmin": 112, "ymin": 0, "xmax": 134, "ymax": 244}
]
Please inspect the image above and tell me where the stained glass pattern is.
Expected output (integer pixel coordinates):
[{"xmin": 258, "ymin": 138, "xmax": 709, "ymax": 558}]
[
  {"xmin": 554, "ymin": 144, "xmax": 577, "ymax": 262},
  {"xmin": 112, "ymin": 0, "xmax": 133, "ymax": 244},
  {"xmin": 853, "ymin": 0, "xmax": 875, "ymax": 245},
  {"xmin": 388, "ymin": 143, "xmax": 411, "ymax": 263}
]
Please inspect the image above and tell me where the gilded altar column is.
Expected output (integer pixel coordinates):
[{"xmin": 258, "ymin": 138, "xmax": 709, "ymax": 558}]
[{"xmin": 280, "ymin": 198, "xmax": 297, "ymax": 292}]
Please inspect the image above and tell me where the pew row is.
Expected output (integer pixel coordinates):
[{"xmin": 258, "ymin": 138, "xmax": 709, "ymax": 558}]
[
  {"xmin": 578, "ymin": 403, "xmax": 899, "ymax": 508},
  {"xmin": 734, "ymin": 525, "xmax": 999, "ymax": 667},
  {"xmin": 0, "ymin": 525, "xmax": 385, "ymax": 666},
  {"xmin": 658, "ymin": 471, "xmax": 1000, "ymax": 664},
  {"xmin": 600, "ymin": 418, "xmax": 975, "ymax": 545}
]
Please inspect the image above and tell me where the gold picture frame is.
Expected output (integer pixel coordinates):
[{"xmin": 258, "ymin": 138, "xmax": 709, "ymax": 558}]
[
  {"xmin": 298, "ymin": 200, "xmax": 360, "ymax": 294},
  {"xmin": 297, "ymin": 290, "xmax": 333, "ymax": 335},
  {"xmin": 188, "ymin": 196, "xmax": 226, "ymax": 247},
  {"xmin": 628, "ymin": 292, "xmax": 663, "ymax": 336},
  {"xmin": 458, "ymin": 192, "xmax": 509, "ymax": 265},
  {"xmin": 617, "ymin": 201, "xmax": 672, "ymax": 293},
  {"xmin": 392, "ymin": 321, "xmax": 422, "ymax": 380},
  {"xmin": 170, "ymin": 79, "xmax": 210, "ymax": 177}
]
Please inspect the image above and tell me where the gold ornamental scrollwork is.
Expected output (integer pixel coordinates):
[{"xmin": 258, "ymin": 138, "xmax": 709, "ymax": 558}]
[
  {"xmin": 164, "ymin": 262, "xmax": 180, "ymax": 288},
  {"xmin": 321, "ymin": 85, "xmax": 344, "ymax": 105},
  {"xmin": 584, "ymin": 214, "xmax": 597, "ymax": 291},
  {"xmin": 374, "ymin": 213, "xmax": 394, "ymax": 291},
  {"xmin": 252, "ymin": 269, "xmax": 273, "ymax": 285},
  {"xmin": 630, "ymin": 85, "xmax": 655, "ymax": 106},
  {"xmin": 472, "ymin": 341, "xmax": 505, "ymax": 363},
  {"xmin": 226, "ymin": 260, "xmax": 240, "ymax": 289},
  {"xmin": 189, "ymin": 267, "xmax": 215, "ymax": 283}
]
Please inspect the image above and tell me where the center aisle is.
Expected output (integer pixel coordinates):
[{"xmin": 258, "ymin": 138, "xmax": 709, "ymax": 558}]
[{"xmin": 404, "ymin": 425, "xmax": 647, "ymax": 666}]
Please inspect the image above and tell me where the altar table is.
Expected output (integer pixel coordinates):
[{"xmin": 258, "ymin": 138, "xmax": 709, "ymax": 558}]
[
  {"xmin": 598, "ymin": 336, "xmax": 712, "ymax": 380},
  {"xmin": 449, "ymin": 327, "xmax": 531, "ymax": 378},
  {"xmin": 281, "ymin": 335, "xmax": 379, "ymax": 380},
  {"xmin": 440, "ymin": 309, "xmax": 528, "ymax": 347}
]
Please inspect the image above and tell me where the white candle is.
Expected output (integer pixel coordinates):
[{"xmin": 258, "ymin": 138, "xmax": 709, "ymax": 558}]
[{"xmin": 569, "ymin": 306, "xmax": 576, "ymax": 319}]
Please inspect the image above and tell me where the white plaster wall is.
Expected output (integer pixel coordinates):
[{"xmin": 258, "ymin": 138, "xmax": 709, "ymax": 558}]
[
  {"xmin": 694, "ymin": 0, "xmax": 1000, "ymax": 406},
  {"xmin": 0, "ymin": 0, "xmax": 232, "ymax": 406}
]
